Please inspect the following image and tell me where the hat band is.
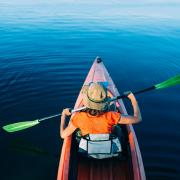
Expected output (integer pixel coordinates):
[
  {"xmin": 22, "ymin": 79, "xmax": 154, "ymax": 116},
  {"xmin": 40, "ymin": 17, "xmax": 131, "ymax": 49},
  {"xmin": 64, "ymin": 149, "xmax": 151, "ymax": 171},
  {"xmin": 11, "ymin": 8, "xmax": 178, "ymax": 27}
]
[{"xmin": 87, "ymin": 93, "xmax": 107, "ymax": 103}]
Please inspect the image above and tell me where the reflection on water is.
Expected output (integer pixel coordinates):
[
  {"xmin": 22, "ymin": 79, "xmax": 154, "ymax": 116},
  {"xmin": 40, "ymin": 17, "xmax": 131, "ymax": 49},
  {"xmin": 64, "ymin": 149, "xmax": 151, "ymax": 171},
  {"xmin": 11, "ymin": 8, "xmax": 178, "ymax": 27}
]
[
  {"xmin": 0, "ymin": 0, "xmax": 180, "ymax": 179},
  {"xmin": 9, "ymin": 138, "xmax": 59, "ymax": 158}
]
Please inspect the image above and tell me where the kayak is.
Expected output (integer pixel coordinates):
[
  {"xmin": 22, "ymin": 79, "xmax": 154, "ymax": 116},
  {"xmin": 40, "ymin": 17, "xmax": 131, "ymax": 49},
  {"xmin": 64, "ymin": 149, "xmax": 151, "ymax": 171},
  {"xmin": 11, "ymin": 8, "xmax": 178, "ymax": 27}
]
[{"xmin": 57, "ymin": 57, "xmax": 146, "ymax": 180}]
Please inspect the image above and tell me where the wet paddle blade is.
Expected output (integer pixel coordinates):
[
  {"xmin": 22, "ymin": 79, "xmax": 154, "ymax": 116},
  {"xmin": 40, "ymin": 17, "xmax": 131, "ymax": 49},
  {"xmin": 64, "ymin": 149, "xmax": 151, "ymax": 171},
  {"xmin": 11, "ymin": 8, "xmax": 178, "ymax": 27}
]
[
  {"xmin": 155, "ymin": 74, "xmax": 180, "ymax": 90},
  {"xmin": 2, "ymin": 120, "xmax": 39, "ymax": 133}
]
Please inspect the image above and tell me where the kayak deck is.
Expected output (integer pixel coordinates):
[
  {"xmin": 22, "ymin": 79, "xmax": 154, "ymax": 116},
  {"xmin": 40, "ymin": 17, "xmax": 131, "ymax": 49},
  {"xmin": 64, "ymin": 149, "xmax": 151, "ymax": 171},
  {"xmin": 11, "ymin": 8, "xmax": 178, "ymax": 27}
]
[{"xmin": 57, "ymin": 57, "xmax": 146, "ymax": 180}]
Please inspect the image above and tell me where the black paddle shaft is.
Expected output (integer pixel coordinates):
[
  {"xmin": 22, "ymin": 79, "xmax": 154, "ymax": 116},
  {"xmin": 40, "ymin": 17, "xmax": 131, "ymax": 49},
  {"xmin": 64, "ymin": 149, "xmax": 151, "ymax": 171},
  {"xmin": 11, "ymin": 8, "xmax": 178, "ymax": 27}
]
[{"xmin": 115, "ymin": 86, "xmax": 156, "ymax": 100}]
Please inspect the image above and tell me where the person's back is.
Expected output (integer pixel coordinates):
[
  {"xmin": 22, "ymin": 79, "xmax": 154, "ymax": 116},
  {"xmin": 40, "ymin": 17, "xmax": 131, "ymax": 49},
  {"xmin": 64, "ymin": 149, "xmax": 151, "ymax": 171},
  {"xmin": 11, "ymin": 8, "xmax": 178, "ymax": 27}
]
[{"xmin": 71, "ymin": 110, "xmax": 120, "ymax": 136}]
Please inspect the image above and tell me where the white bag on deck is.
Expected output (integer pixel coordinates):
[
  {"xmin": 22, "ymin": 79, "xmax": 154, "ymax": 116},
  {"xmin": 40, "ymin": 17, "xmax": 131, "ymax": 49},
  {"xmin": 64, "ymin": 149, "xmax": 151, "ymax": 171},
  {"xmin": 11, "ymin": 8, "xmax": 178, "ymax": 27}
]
[{"xmin": 79, "ymin": 134, "xmax": 122, "ymax": 159}]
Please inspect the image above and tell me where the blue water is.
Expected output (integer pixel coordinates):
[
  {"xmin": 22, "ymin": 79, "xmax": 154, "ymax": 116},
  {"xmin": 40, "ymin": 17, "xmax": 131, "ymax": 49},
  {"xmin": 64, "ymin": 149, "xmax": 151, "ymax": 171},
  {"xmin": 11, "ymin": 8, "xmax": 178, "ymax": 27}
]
[{"xmin": 0, "ymin": 1, "xmax": 180, "ymax": 179}]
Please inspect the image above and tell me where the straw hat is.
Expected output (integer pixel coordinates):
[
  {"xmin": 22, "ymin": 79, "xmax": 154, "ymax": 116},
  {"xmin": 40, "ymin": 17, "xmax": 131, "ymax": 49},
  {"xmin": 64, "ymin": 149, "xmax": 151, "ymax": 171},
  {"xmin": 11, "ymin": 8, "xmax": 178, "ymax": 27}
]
[{"xmin": 81, "ymin": 82, "xmax": 109, "ymax": 110}]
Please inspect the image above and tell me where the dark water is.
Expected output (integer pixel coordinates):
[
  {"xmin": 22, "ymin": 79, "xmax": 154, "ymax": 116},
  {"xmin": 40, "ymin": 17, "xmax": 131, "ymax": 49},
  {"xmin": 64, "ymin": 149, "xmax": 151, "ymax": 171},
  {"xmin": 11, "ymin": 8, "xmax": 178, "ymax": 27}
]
[{"xmin": 0, "ymin": 1, "xmax": 180, "ymax": 179}]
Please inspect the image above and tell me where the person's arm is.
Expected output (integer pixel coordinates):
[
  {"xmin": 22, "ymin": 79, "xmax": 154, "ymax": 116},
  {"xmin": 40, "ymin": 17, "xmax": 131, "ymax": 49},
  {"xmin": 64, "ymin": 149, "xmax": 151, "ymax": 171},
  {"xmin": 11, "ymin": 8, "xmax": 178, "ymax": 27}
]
[
  {"xmin": 60, "ymin": 108, "xmax": 77, "ymax": 139},
  {"xmin": 118, "ymin": 92, "xmax": 142, "ymax": 124}
]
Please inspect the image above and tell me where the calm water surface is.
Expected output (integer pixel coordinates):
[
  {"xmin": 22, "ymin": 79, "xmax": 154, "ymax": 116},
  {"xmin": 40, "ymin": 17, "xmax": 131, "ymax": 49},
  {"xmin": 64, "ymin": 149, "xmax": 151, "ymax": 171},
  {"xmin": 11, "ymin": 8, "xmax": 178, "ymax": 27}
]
[{"xmin": 0, "ymin": 1, "xmax": 180, "ymax": 180}]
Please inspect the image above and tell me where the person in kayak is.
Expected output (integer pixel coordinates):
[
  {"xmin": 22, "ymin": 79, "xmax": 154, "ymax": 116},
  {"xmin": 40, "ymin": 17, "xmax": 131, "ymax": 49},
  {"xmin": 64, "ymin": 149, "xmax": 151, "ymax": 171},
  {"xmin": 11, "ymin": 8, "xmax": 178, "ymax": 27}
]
[{"xmin": 60, "ymin": 82, "xmax": 142, "ymax": 139}]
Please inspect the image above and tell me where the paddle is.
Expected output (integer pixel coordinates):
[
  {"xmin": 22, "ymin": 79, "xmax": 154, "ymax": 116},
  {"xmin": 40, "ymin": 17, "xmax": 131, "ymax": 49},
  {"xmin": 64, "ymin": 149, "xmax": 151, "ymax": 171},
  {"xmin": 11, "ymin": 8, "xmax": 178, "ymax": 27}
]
[
  {"xmin": 2, "ymin": 74, "xmax": 180, "ymax": 133},
  {"xmin": 2, "ymin": 107, "xmax": 85, "ymax": 133},
  {"xmin": 112, "ymin": 74, "xmax": 180, "ymax": 100}
]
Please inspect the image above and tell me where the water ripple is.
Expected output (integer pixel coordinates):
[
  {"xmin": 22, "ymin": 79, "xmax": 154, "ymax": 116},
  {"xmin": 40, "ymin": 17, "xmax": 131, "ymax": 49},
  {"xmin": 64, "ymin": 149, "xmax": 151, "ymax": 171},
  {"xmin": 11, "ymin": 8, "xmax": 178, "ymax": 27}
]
[{"xmin": 0, "ymin": 2, "xmax": 180, "ymax": 179}]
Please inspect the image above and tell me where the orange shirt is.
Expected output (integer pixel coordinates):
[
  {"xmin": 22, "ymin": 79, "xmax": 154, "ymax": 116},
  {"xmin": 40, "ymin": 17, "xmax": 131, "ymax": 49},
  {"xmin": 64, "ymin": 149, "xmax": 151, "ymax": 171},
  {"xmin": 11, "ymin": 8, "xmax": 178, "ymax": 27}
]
[{"xmin": 71, "ymin": 111, "xmax": 120, "ymax": 136}]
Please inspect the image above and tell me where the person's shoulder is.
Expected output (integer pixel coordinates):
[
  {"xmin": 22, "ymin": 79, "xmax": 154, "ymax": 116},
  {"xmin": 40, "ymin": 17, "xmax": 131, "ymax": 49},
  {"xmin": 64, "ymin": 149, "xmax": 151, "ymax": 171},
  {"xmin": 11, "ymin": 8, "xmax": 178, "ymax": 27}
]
[
  {"xmin": 104, "ymin": 111, "xmax": 120, "ymax": 124},
  {"xmin": 105, "ymin": 111, "xmax": 120, "ymax": 118},
  {"xmin": 73, "ymin": 111, "xmax": 87, "ymax": 117},
  {"xmin": 105, "ymin": 111, "xmax": 119, "ymax": 115},
  {"xmin": 103, "ymin": 111, "xmax": 113, "ymax": 118},
  {"xmin": 71, "ymin": 111, "xmax": 88, "ymax": 126}
]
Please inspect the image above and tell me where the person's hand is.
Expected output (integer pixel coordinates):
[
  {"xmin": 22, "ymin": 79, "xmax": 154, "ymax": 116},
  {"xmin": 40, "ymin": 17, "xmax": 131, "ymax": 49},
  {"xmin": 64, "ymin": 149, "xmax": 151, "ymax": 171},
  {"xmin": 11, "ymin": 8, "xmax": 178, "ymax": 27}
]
[
  {"xmin": 123, "ymin": 91, "xmax": 136, "ymax": 102},
  {"xmin": 62, "ymin": 108, "xmax": 72, "ymax": 116}
]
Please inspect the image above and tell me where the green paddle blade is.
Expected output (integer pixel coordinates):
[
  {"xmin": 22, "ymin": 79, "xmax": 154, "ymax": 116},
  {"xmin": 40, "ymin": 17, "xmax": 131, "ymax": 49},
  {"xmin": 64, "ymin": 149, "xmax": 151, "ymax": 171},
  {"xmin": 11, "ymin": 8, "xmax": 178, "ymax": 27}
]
[
  {"xmin": 155, "ymin": 74, "xmax": 180, "ymax": 90},
  {"xmin": 2, "ymin": 120, "xmax": 39, "ymax": 133}
]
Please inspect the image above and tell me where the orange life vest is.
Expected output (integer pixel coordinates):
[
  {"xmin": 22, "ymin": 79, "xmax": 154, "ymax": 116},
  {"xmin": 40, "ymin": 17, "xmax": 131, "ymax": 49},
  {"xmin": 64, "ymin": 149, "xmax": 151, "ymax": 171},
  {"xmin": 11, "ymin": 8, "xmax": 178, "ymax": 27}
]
[{"xmin": 71, "ymin": 111, "xmax": 120, "ymax": 136}]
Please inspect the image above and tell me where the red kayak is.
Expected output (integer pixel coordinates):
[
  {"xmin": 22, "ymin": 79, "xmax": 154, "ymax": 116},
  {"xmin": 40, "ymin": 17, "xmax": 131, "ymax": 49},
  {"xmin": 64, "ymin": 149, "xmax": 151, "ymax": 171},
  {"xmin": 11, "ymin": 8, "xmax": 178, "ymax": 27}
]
[{"xmin": 57, "ymin": 57, "xmax": 146, "ymax": 180}]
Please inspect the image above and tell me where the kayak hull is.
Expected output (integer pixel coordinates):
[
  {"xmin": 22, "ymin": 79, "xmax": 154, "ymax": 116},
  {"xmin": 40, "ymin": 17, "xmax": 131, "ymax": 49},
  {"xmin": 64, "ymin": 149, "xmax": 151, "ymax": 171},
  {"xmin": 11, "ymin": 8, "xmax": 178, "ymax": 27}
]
[{"xmin": 57, "ymin": 57, "xmax": 146, "ymax": 180}]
